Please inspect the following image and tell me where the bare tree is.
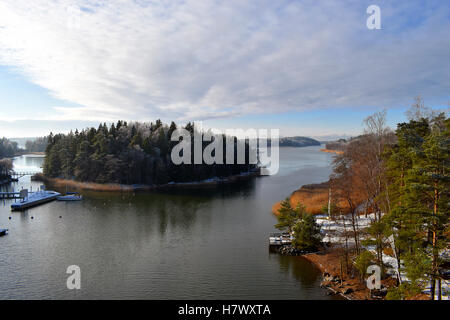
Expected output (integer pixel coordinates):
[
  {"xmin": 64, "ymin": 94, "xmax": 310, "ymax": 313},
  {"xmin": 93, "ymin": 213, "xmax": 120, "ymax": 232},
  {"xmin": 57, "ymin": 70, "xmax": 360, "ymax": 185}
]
[
  {"xmin": 405, "ymin": 95, "xmax": 438, "ymax": 121},
  {"xmin": 331, "ymin": 155, "xmax": 362, "ymax": 254},
  {"xmin": 330, "ymin": 110, "xmax": 395, "ymax": 275},
  {"xmin": 362, "ymin": 110, "xmax": 395, "ymax": 221}
]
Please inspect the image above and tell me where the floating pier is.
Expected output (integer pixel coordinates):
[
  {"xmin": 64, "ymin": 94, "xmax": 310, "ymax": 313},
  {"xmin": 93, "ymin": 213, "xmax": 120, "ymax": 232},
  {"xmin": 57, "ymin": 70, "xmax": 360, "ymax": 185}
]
[{"xmin": 10, "ymin": 190, "xmax": 61, "ymax": 211}]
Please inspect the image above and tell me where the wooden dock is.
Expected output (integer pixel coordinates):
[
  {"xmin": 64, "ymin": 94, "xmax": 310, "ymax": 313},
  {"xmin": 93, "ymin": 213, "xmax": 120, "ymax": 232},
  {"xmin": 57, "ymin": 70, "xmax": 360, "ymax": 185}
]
[
  {"xmin": 10, "ymin": 171, "xmax": 36, "ymax": 179},
  {"xmin": 269, "ymin": 232, "xmax": 293, "ymax": 246},
  {"xmin": 0, "ymin": 172, "xmax": 36, "ymax": 186}
]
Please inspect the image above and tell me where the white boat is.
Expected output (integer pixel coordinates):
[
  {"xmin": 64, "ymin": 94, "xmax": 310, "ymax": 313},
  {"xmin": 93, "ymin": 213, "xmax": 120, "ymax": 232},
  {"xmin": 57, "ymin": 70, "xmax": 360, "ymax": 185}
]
[{"xmin": 0, "ymin": 228, "xmax": 8, "ymax": 236}]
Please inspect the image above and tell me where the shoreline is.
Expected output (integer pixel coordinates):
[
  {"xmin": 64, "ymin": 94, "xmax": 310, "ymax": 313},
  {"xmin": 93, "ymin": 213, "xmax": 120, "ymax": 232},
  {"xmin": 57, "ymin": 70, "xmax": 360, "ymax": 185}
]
[
  {"xmin": 301, "ymin": 250, "xmax": 360, "ymax": 300},
  {"xmin": 319, "ymin": 148, "xmax": 344, "ymax": 155},
  {"xmin": 33, "ymin": 169, "xmax": 260, "ymax": 192},
  {"xmin": 14, "ymin": 151, "xmax": 45, "ymax": 156},
  {"xmin": 271, "ymin": 178, "xmax": 395, "ymax": 300},
  {"xmin": 301, "ymin": 249, "xmax": 395, "ymax": 300},
  {"xmin": 272, "ymin": 181, "xmax": 351, "ymax": 215}
]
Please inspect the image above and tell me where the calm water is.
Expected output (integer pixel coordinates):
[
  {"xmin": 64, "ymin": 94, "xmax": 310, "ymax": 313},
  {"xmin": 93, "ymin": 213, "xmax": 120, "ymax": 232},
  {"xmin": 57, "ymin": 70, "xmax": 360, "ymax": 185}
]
[{"xmin": 0, "ymin": 147, "xmax": 336, "ymax": 299}]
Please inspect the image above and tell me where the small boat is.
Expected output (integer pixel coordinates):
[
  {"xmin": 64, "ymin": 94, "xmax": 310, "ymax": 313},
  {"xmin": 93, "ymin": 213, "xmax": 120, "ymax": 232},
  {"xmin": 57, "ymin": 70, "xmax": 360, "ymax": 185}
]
[
  {"xmin": 57, "ymin": 193, "xmax": 83, "ymax": 201},
  {"xmin": 0, "ymin": 228, "xmax": 8, "ymax": 236}
]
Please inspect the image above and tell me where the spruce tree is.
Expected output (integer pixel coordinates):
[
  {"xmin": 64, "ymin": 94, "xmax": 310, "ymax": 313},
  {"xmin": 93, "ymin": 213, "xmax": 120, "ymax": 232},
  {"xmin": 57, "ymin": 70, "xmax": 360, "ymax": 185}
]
[{"xmin": 292, "ymin": 214, "xmax": 322, "ymax": 251}]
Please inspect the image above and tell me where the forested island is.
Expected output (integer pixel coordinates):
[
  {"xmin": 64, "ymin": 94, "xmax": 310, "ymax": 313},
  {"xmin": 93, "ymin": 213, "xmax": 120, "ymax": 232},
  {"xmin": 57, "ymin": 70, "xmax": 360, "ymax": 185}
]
[
  {"xmin": 273, "ymin": 102, "xmax": 449, "ymax": 300},
  {"xmin": 279, "ymin": 136, "xmax": 321, "ymax": 147},
  {"xmin": 43, "ymin": 120, "xmax": 258, "ymax": 186},
  {"xmin": 267, "ymin": 136, "xmax": 321, "ymax": 147}
]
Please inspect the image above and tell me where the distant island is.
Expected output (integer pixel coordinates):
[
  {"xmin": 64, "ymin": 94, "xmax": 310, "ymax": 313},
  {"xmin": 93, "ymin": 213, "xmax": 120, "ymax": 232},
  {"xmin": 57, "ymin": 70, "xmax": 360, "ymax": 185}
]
[
  {"xmin": 279, "ymin": 136, "xmax": 321, "ymax": 147},
  {"xmin": 319, "ymin": 136, "xmax": 362, "ymax": 154},
  {"xmin": 268, "ymin": 136, "xmax": 321, "ymax": 147}
]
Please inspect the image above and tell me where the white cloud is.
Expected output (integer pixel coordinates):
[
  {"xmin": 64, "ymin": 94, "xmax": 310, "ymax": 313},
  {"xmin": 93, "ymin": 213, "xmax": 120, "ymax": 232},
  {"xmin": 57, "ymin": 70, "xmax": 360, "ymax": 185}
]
[{"xmin": 0, "ymin": 0, "xmax": 449, "ymax": 122}]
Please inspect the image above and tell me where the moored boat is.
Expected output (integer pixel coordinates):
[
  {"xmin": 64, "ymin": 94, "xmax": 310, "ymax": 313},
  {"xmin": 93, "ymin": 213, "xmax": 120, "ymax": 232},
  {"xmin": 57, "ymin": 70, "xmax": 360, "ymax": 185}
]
[{"xmin": 57, "ymin": 193, "xmax": 83, "ymax": 201}]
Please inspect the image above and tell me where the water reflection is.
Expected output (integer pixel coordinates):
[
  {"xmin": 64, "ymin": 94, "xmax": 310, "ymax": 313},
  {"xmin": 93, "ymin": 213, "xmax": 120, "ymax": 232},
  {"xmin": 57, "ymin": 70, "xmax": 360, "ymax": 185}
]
[
  {"xmin": 1, "ymin": 147, "xmax": 337, "ymax": 299},
  {"xmin": 12, "ymin": 154, "xmax": 44, "ymax": 173}
]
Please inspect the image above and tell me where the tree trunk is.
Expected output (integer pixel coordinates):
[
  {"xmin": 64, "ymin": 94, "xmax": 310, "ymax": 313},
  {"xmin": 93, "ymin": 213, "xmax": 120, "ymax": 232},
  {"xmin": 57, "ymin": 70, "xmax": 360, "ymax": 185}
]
[
  {"xmin": 431, "ymin": 184, "xmax": 438, "ymax": 300},
  {"xmin": 438, "ymin": 278, "xmax": 442, "ymax": 300},
  {"xmin": 327, "ymin": 187, "xmax": 331, "ymax": 219},
  {"xmin": 350, "ymin": 211, "xmax": 359, "ymax": 254},
  {"xmin": 430, "ymin": 279, "xmax": 435, "ymax": 300}
]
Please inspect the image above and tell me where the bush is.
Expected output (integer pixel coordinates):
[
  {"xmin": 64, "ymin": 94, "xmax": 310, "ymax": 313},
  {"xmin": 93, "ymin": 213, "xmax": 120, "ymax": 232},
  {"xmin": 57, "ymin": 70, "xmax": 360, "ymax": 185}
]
[
  {"xmin": 354, "ymin": 250, "xmax": 375, "ymax": 281},
  {"xmin": 386, "ymin": 283, "xmax": 422, "ymax": 300}
]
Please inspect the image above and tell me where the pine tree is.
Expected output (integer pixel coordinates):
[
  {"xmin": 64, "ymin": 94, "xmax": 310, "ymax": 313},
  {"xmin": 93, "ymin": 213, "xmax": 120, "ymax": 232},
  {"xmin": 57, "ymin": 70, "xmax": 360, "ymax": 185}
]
[
  {"xmin": 384, "ymin": 114, "xmax": 449, "ymax": 299},
  {"xmin": 275, "ymin": 198, "xmax": 305, "ymax": 233},
  {"xmin": 406, "ymin": 123, "xmax": 449, "ymax": 299},
  {"xmin": 292, "ymin": 214, "xmax": 322, "ymax": 251}
]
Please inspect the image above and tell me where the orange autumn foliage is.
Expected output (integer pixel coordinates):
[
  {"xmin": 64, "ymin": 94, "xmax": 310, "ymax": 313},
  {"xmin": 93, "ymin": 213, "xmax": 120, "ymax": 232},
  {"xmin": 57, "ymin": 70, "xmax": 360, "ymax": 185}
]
[
  {"xmin": 272, "ymin": 178, "xmax": 368, "ymax": 216},
  {"xmin": 273, "ymin": 182, "xmax": 347, "ymax": 215}
]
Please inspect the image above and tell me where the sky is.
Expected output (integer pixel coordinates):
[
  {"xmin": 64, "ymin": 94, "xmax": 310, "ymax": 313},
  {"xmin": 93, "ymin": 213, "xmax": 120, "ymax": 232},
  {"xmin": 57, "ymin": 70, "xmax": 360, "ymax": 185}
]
[{"xmin": 0, "ymin": 0, "xmax": 449, "ymax": 138}]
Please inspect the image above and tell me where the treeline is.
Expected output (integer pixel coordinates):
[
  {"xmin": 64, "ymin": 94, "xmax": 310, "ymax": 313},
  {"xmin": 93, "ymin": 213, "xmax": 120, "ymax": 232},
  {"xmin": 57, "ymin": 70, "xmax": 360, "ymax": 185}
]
[
  {"xmin": 0, "ymin": 138, "xmax": 16, "ymax": 180},
  {"xmin": 327, "ymin": 99, "xmax": 449, "ymax": 299},
  {"xmin": 279, "ymin": 136, "xmax": 321, "ymax": 147},
  {"xmin": 43, "ymin": 120, "xmax": 257, "ymax": 185},
  {"xmin": 25, "ymin": 137, "xmax": 48, "ymax": 152},
  {"xmin": 0, "ymin": 137, "xmax": 20, "ymax": 158},
  {"xmin": 382, "ymin": 112, "xmax": 449, "ymax": 299}
]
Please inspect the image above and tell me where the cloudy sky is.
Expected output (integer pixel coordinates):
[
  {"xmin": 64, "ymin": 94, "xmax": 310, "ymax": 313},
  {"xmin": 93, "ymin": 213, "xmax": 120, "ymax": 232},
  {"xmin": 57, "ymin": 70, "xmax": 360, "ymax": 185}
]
[{"xmin": 0, "ymin": 0, "xmax": 449, "ymax": 138}]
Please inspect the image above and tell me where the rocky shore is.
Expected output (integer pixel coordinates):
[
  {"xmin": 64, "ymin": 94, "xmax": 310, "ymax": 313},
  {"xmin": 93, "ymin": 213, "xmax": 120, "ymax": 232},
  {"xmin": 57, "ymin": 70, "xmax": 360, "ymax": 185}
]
[
  {"xmin": 302, "ymin": 250, "xmax": 395, "ymax": 300},
  {"xmin": 272, "ymin": 245, "xmax": 387, "ymax": 299},
  {"xmin": 275, "ymin": 244, "xmax": 313, "ymax": 256}
]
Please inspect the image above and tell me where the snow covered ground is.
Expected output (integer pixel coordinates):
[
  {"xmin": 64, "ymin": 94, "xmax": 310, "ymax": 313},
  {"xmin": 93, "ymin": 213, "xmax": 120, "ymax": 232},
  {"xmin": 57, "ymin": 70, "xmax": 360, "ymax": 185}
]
[
  {"xmin": 315, "ymin": 213, "xmax": 375, "ymax": 245},
  {"xmin": 314, "ymin": 214, "xmax": 450, "ymax": 300}
]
